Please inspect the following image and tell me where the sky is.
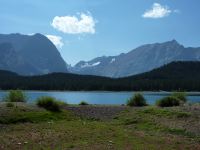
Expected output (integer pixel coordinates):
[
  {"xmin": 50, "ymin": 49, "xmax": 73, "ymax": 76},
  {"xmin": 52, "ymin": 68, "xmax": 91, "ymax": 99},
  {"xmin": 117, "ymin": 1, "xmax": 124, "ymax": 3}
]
[{"xmin": 0, "ymin": 0, "xmax": 200, "ymax": 65}]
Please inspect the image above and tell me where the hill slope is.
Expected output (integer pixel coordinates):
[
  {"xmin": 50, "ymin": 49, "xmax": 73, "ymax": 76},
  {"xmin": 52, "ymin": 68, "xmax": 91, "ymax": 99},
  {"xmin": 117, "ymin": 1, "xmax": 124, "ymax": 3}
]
[{"xmin": 127, "ymin": 61, "xmax": 200, "ymax": 80}]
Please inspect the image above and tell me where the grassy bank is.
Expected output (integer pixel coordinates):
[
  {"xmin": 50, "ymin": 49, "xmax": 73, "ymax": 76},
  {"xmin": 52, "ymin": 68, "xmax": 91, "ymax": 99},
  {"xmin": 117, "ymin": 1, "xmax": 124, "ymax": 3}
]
[{"xmin": 0, "ymin": 102, "xmax": 200, "ymax": 149}]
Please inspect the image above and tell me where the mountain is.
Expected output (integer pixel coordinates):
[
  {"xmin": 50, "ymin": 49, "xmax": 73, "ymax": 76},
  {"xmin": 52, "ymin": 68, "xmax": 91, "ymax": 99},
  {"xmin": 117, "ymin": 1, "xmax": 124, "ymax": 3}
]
[
  {"xmin": 0, "ymin": 33, "xmax": 68, "ymax": 75},
  {"xmin": 70, "ymin": 56, "xmax": 117, "ymax": 76},
  {"xmin": 70, "ymin": 40, "xmax": 200, "ymax": 77},
  {"xmin": 0, "ymin": 61, "xmax": 200, "ymax": 91},
  {"xmin": 0, "ymin": 43, "xmax": 40, "ymax": 74}
]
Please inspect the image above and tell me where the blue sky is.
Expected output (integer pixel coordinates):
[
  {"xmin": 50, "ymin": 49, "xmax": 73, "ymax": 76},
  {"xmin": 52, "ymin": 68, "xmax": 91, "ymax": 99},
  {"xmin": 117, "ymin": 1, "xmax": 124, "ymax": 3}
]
[{"xmin": 0, "ymin": 0, "xmax": 200, "ymax": 65}]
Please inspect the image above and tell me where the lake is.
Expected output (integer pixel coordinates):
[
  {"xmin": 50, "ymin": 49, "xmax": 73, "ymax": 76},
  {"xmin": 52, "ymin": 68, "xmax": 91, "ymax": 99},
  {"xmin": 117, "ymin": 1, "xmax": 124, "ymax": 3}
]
[{"xmin": 0, "ymin": 91, "xmax": 200, "ymax": 105}]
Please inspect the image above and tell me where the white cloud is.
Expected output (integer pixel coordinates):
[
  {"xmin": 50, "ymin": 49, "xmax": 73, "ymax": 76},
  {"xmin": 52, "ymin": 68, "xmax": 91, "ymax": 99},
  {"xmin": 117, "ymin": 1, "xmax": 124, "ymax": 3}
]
[
  {"xmin": 143, "ymin": 3, "xmax": 173, "ymax": 19},
  {"xmin": 46, "ymin": 35, "xmax": 64, "ymax": 48},
  {"xmin": 51, "ymin": 12, "xmax": 96, "ymax": 34}
]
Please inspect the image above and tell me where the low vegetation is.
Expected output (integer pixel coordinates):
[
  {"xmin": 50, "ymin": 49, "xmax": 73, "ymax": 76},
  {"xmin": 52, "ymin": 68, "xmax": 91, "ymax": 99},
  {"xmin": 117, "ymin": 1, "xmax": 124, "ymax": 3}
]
[
  {"xmin": 6, "ymin": 102, "xmax": 14, "ymax": 107},
  {"xmin": 156, "ymin": 96, "xmax": 180, "ymax": 107},
  {"xmin": 0, "ymin": 104, "xmax": 75, "ymax": 124},
  {"xmin": 79, "ymin": 101, "xmax": 89, "ymax": 105},
  {"xmin": 4, "ymin": 90, "xmax": 26, "ymax": 102},
  {"xmin": 171, "ymin": 92, "xmax": 187, "ymax": 103},
  {"xmin": 127, "ymin": 93, "xmax": 147, "ymax": 107},
  {"xmin": 156, "ymin": 92, "xmax": 187, "ymax": 107},
  {"xmin": 0, "ymin": 102, "xmax": 199, "ymax": 149},
  {"xmin": 36, "ymin": 96, "xmax": 66, "ymax": 112}
]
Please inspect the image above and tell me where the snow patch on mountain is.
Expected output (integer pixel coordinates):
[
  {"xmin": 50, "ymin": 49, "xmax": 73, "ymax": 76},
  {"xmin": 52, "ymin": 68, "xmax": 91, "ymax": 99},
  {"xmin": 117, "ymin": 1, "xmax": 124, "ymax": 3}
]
[
  {"xmin": 92, "ymin": 62, "xmax": 101, "ymax": 66},
  {"xmin": 81, "ymin": 62, "xmax": 101, "ymax": 68},
  {"xmin": 110, "ymin": 58, "xmax": 115, "ymax": 63}
]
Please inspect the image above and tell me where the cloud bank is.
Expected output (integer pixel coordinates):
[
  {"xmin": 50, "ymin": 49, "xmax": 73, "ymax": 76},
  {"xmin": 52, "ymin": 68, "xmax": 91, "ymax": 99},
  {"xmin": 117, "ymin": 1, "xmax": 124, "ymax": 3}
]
[
  {"xmin": 143, "ymin": 3, "xmax": 172, "ymax": 19},
  {"xmin": 51, "ymin": 12, "xmax": 96, "ymax": 34},
  {"xmin": 46, "ymin": 35, "xmax": 64, "ymax": 48}
]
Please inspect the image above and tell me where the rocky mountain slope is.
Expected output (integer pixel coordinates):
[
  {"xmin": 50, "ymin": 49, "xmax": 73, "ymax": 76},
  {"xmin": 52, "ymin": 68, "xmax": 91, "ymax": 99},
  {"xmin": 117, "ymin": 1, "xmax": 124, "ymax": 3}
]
[
  {"xmin": 0, "ymin": 33, "xmax": 67, "ymax": 75},
  {"xmin": 70, "ymin": 40, "xmax": 200, "ymax": 77}
]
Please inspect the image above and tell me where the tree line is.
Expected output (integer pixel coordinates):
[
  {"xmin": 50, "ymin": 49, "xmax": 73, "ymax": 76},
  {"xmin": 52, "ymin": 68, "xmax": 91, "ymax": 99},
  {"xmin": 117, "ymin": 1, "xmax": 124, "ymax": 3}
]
[{"xmin": 1, "ymin": 61, "xmax": 200, "ymax": 91}]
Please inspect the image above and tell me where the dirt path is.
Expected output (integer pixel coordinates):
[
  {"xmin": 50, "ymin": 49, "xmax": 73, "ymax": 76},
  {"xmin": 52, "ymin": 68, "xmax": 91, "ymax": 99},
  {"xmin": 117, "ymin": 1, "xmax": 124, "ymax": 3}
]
[{"xmin": 65, "ymin": 105, "xmax": 127, "ymax": 120}]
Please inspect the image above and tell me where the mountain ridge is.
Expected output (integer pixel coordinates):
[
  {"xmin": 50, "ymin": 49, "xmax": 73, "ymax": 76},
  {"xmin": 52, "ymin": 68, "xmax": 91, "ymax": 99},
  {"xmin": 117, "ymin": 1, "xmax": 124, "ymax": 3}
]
[
  {"xmin": 69, "ymin": 40, "xmax": 200, "ymax": 77},
  {"xmin": 1, "ymin": 34, "xmax": 200, "ymax": 77}
]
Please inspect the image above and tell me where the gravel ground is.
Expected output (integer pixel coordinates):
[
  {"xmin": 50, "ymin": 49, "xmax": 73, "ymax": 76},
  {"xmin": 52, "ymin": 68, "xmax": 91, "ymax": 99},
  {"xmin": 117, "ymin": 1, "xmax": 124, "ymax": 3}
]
[
  {"xmin": 162, "ymin": 104, "xmax": 200, "ymax": 135},
  {"xmin": 65, "ymin": 105, "xmax": 127, "ymax": 120}
]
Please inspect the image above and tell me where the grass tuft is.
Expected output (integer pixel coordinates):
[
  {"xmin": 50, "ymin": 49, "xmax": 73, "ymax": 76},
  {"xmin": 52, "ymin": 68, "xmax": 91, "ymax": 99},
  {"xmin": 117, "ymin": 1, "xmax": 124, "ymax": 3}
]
[
  {"xmin": 79, "ymin": 101, "xmax": 89, "ymax": 105},
  {"xmin": 171, "ymin": 92, "xmax": 187, "ymax": 103},
  {"xmin": 127, "ymin": 93, "xmax": 147, "ymax": 107},
  {"xmin": 6, "ymin": 102, "xmax": 14, "ymax": 107},
  {"xmin": 36, "ymin": 96, "xmax": 66, "ymax": 112},
  {"xmin": 156, "ymin": 96, "xmax": 180, "ymax": 107},
  {"xmin": 4, "ymin": 90, "xmax": 27, "ymax": 102}
]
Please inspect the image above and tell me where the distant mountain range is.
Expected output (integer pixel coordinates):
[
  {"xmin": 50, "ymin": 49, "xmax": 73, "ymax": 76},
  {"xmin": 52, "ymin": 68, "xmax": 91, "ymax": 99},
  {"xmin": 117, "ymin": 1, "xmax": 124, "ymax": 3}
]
[
  {"xmin": 0, "ymin": 61, "xmax": 200, "ymax": 91},
  {"xmin": 1, "ymin": 33, "xmax": 200, "ymax": 77},
  {"xmin": 0, "ymin": 33, "xmax": 67, "ymax": 75},
  {"xmin": 69, "ymin": 40, "xmax": 200, "ymax": 77}
]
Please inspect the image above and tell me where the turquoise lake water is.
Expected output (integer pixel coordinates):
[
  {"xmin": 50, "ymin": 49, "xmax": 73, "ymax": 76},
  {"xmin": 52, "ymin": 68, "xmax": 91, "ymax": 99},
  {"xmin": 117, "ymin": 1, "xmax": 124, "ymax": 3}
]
[{"xmin": 0, "ymin": 91, "xmax": 200, "ymax": 105}]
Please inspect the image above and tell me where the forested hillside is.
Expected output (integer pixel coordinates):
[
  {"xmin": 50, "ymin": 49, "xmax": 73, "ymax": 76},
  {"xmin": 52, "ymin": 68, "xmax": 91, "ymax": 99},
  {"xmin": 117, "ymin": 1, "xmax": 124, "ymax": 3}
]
[{"xmin": 0, "ymin": 61, "xmax": 200, "ymax": 91}]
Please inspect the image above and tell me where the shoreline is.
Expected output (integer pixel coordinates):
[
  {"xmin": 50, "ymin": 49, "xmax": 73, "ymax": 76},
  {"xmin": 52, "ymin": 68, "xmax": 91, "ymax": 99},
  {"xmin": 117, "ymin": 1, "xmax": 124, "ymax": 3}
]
[{"xmin": 1, "ymin": 90, "xmax": 200, "ymax": 95}]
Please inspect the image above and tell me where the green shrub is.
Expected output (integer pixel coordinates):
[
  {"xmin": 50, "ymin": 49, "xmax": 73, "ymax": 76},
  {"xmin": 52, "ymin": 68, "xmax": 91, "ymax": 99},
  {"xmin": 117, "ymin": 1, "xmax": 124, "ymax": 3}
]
[
  {"xmin": 156, "ymin": 96, "xmax": 180, "ymax": 107},
  {"xmin": 36, "ymin": 96, "xmax": 62, "ymax": 112},
  {"xmin": 79, "ymin": 101, "xmax": 89, "ymax": 105},
  {"xmin": 56, "ymin": 100, "xmax": 68, "ymax": 107},
  {"xmin": 6, "ymin": 102, "xmax": 14, "ymax": 107},
  {"xmin": 127, "ymin": 93, "xmax": 147, "ymax": 107},
  {"xmin": 171, "ymin": 92, "xmax": 187, "ymax": 103},
  {"xmin": 4, "ymin": 90, "xmax": 27, "ymax": 102}
]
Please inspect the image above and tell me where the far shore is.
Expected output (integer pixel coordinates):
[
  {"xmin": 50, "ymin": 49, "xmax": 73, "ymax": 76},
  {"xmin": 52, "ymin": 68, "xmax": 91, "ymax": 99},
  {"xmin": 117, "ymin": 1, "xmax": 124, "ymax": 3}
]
[{"xmin": 1, "ymin": 90, "xmax": 200, "ymax": 95}]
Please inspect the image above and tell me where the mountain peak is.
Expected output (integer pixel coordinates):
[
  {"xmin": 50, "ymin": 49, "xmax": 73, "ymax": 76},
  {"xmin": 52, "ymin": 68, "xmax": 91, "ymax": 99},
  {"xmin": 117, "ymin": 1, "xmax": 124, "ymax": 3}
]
[
  {"xmin": 170, "ymin": 39, "xmax": 178, "ymax": 44},
  {"xmin": 160, "ymin": 39, "xmax": 183, "ymax": 48},
  {"xmin": 165, "ymin": 39, "xmax": 180, "ymax": 45},
  {"xmin": 33, "ymin": 33, "xmax": 44, "ymax": 37}
]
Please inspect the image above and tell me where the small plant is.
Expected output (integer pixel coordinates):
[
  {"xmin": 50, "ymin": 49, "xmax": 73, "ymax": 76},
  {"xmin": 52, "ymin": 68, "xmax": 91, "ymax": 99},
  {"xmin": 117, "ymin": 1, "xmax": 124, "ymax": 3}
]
[
  {"xmin": 79, "ymin": 101, "xmax": 89, "ymax": 105},
  {"xmin": 36, "ymin": 96, "xmax": 62, "ymax": 112},
  {"xmin": 127, "ymin": 93, "xmax": 147, "ymax": 107},
  {"xmin": 6, "ymin": 102, "xmax": 14, "ymax": 107},
  {"xmin": 56, "ymin": 100, "xmax": 68, "ymax": 107},
  {"xmin": 171, "ymin": 92, "xmax": 187, "ymax": 103},
  {"xmin": 4, "ymin": 90, "xmax": 27, "ymax": 102},
  {"xmin": 156, "ymin": 96, "xmax": 180, "ymax": 107}
]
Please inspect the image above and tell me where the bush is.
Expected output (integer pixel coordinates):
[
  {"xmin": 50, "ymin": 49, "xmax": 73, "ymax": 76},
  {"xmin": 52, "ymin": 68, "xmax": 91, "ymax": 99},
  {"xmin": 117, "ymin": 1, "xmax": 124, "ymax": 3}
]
[
  {"xmin": 171, "ymin": 92, "xmax": 187, "ymax": 103},
  {"xmin": 127, "ymin": 93, "xmax": 147, "ymax": 107},
  {"xmin": 4, "ymin": 90, "xmax": 27, "ymax": 102},
  {"xmin": 156, "ymin": 96, "xmax": 180, "ymax": 107},
  {"xmin": 56, "ymin": 100, "xmax": 68, "ymax": 107},
  {"xmin": 6, "ymin": 102, "xmax": 14, "ymax": 107},
  {"xmin": 79, "ymin": 101, "xmax": 89, "ymax": 105},
  {"xmin": 36, "ymin": 96, "xmax": 62, "ymax": 112}
]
